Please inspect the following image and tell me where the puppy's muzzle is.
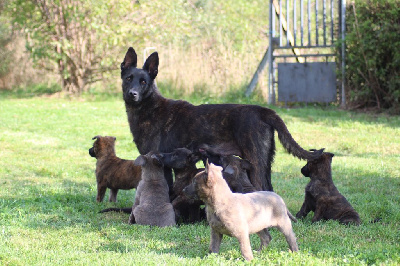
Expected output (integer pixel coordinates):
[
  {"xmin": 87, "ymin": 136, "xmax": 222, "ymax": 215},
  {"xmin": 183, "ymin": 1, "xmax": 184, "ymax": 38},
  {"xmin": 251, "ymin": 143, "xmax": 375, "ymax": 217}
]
[
  {"xmin": 182, "ymin": 184, "xmax": 199, "ymax": 201},
  {"xmin": 89, "ymin": 147, "xmax": 96, "ymax": 158},
  {"xmin": 301, "ymin": 165, "xmax": 310, "ymax": 177}
]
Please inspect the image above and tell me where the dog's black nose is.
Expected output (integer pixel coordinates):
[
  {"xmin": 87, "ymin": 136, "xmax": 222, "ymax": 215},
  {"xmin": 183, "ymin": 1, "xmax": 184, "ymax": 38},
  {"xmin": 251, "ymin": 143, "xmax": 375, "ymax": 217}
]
[
  {"xmin": 89, "ymin": 148, "xmax": 96, "ymax": 158},
  {"xmin": 129, "ymin": 90, "xmax": 139, "ymax": 101}
]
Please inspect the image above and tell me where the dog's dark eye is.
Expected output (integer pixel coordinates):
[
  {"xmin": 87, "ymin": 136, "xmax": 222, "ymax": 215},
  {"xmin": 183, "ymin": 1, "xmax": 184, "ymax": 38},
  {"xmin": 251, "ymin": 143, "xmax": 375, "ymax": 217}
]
[
  {"xmin": 126, "ymin": 75, "xmax": 133, "ymax": 82},
  {"xmin": 140, "ymin": 79, "xmax": 146, "ymax": 85}
]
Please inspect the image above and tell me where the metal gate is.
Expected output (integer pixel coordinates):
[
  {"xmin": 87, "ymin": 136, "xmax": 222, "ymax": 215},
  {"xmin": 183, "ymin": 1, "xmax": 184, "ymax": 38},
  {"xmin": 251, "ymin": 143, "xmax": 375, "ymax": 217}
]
[{"xmin": 246, "ymin": 0, "xmax": 346, "ymax": 106}]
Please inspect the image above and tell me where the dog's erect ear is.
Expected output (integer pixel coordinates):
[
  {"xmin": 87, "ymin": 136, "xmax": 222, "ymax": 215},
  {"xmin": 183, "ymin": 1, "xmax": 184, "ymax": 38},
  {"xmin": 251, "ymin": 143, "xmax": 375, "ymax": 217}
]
[
  {"xmin": 134, "ymin": 155, "xmax": 147, "ymax": 166},
  {"xmin": 207, "ymin": 163, "xmax": 223, "ymax": 186},
  {"xmin": 143, "ymin": 52, "xmax": 159, "ymax": 79},
  {"xmin": 92, "ymin": 135, "xmax": 101, "ymax": 140},
  {"xmin": 121, "ymin": 47, "xmax": 137, "ymax": 70}
]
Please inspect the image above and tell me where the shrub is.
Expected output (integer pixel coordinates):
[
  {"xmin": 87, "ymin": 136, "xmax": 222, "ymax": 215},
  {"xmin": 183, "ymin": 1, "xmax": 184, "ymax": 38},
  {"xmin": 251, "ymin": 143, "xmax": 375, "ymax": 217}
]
[{"xmin": 344, "ymin": 0, "xmax": 400, "ymax": 114}]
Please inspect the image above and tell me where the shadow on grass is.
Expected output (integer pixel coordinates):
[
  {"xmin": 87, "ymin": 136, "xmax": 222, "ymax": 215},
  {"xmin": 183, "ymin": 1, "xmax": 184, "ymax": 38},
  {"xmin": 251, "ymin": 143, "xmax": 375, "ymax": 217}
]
[{"xmin": 0, "ymin": 84, "xmax": 62, "ymax": 99}]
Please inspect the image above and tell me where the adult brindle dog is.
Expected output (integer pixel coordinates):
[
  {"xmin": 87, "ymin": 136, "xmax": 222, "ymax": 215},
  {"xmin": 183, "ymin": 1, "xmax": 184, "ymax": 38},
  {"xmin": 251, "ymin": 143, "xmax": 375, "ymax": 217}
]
[{"xmin": 121, "ymin": 47, "xmax": 323, "ymax": 191}]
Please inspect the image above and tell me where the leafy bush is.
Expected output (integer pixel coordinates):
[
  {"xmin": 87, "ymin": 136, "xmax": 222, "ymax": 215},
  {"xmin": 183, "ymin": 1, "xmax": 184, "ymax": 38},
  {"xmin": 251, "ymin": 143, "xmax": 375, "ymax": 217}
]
[
  {"xmin": 0, "ymin": 1, "xmax": 12, "ymax": 83},
  {"xmin": 344, "ymin": 0, "xmax": 400, "ymax": 114}
]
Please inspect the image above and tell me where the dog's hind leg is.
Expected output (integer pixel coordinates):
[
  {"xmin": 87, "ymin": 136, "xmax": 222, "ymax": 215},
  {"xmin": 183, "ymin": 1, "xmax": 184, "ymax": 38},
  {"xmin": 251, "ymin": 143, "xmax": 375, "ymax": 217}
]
[
  {"xmin": 311, "ymin": 204, "xmax": 325, "ymax": 223},
  {"xmin": 240, "ymin": 127, "xmax": 275, "ymax": 191},
  {"xmin": 277, "ymin": 222, "xmax": 299, "ymax": 252},
  {"xmin": 209, "ymin": 228, "xmax": 223, "ymax": 254},
  {"xmin": 109, "ymin": 188, "xmax": 118, "ymax": 202},
  {"xmin": 257, "ymin": 229, "xmax": 272, "ymax": 251}
]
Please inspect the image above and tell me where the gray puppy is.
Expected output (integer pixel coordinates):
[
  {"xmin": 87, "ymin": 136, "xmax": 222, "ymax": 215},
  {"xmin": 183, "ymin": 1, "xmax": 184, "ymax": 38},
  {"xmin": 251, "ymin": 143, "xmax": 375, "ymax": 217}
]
[
  {"xmin": 128, "ymin": 152, "xmax": 176, "ymax": 227},
  {"xmin": 89, "ymin": 135, "xmax": 141, "ymax": 202},
  {"xmin": 183, "ymin": 163, "xmax": 298, "ymax": 261}
]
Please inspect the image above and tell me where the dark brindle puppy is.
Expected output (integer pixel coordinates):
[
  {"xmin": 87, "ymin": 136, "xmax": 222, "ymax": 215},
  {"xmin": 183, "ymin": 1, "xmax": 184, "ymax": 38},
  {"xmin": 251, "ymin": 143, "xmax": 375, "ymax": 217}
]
[
  {"xmin": 198, "ymin": 144, "xmax": 257, "ymax": 193},
  {"xmin": 89, "ymin": 135, "xmax": 141, "ymax": 202},
  {"xmin": 161, "ymin": 147, "xmax": 243, "ymax": 223},
  {"xmin": 296, "ymin": 151, "xmax": 361, "ymax": 225},
  {"xmin": 120, "ymin": 47, "xmax": 323, "ymax": 191}
]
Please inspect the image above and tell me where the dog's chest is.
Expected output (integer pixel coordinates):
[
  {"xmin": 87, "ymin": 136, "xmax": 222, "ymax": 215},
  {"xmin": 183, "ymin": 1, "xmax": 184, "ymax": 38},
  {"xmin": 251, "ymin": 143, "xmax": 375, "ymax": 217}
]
[
  {"xmin": 206, "ymin": 206, "xmax": 233, "ymax": 236},
  {"xmin": 127, "ymin": 111, "xmax": 162, "ymax": 153}
]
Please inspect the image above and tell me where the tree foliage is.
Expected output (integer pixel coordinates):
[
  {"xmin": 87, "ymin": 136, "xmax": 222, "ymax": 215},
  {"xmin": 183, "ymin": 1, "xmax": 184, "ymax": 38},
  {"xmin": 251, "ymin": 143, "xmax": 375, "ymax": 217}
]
[
  {"xmin": 344, "ymin": 0, "xmax": 400, "ymax": 113},
  {"xmin": 0, "ymin": 0, "xmax": 13, "ymax": 81},
  {"xmin": 7, "ymin": 0, "xmax": 146, "ymax": 93}
]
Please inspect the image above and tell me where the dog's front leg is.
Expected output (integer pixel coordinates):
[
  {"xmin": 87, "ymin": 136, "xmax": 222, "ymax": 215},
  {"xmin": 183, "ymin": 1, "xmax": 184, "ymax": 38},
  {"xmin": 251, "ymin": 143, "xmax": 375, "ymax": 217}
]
[
  {"xmin": 237, "ymin": 233, "xmax": 254, "ymax": 261},
  {"xmin": 96, "ymin": 185, "xmax": 107, "ymax": 202},
  {"xmin": 296, "ymin": 201, "xmax": 310, "ymax": 219},
  {"xmin": 257, "ymin": 229, "xmax": 272, "ymax": 251},
  {"xmin": 129, "ymin": 190, "xmax": 141, "ymax": 224},
  {"xmin": 209, "ymin": 228, "xmax": 223, "ymax": 254},
  {"xmin": 296, "ymin": 198, "xmax": 311, "ymax": 219}
]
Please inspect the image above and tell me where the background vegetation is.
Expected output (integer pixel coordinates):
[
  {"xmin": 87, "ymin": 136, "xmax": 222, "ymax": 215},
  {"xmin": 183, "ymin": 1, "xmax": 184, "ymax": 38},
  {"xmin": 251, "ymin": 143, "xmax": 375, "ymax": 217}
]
[
  {"xmin": 0, "ymin": 88, "xmax": 399, "ymax": 264},
  {"xmin": 1, "ymin": 0, "xmax": 399, "ymax": 113},
  {"xmin": 344, "ymin": 0, "xmax": 400, "ymax": 113}
]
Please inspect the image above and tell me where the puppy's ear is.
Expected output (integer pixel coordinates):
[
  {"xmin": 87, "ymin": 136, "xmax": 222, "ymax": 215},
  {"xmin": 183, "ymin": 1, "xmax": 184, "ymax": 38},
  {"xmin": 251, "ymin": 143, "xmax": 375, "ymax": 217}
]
[
  {"xmin": 92, "ymin": 135, "xmax": 101, "ymax": 140},
  {"xmin": 134, "ymin": 155, "xmax": 147, "ymax": 166},
  {"xmin": 223, "ymin": 165, "xmax": 235, "ymax": 175},
  {"xmin": 207, "ymin": 163, "xmax": 223, "ymax": 186},
  {"xmin": 150, "ymin": 153, "xmax": 164, "ymax": 166},
  {"xmin": 121, "ymin": 47, "xmax": 137, "ymax": 70},
  {"xmin": 143, "ymin": 52, "xmax": 159, "ymax": 79},
  {"xmin": 328, "ymin": 152, "xmax": 334, "ymax": 158},
  {"xmin": 240, "ymin": 159, "xmax": 252, "ymax": 171}
]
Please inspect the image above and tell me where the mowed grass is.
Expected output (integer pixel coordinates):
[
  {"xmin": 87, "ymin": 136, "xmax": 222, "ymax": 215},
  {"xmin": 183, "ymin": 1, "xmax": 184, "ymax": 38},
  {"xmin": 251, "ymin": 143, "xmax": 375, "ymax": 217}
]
[{"xmin": 0, "ymin": 89, "xmax": 399, "ymax": 265}]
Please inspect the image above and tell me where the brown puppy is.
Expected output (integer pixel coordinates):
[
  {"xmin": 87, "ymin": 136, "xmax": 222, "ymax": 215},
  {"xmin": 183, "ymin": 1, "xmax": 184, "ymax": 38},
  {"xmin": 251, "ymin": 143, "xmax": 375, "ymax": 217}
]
[
  {"xmin": 129, "ymin": 152, "xmax": 176, "ymax": 227},
  {"xmin": 89, "ymin": 135, "xmax": 141, "ymax": 202},
  {"xmin": 183, "ymin": 163, "xmax": 298, "ymax": 261},
  {"xmin": 296, "ymin": 152, "xmax": 361, "ymax": 225}
]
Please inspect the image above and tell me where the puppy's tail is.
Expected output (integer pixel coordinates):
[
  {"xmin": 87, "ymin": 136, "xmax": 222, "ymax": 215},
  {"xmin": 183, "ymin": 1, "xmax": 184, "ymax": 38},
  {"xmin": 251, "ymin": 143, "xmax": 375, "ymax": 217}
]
[
  {"xmin": 269, "ymin": 114, "xmax": 324, "ymax": 160},
  {"xmin": 99, "ymin": 207, "xmax": 132, "ymax": 214},
  {"xmin": 287, "ymin": 209, "xmax": 298, "ymax": 223}
]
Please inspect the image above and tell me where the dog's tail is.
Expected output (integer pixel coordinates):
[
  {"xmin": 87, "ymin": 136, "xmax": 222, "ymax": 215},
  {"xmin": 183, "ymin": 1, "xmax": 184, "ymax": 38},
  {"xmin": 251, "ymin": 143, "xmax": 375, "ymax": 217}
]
[
  {"xmin": 287, "ymin": 209, "xmax": 298, "ymax": 223},
  {"xmin": 269, "ymin": 114, "xmax": 324, "ymax": 160},
  {"xmin": 99, "ymin": 207, "xmax": 132, "ymax": 214}
]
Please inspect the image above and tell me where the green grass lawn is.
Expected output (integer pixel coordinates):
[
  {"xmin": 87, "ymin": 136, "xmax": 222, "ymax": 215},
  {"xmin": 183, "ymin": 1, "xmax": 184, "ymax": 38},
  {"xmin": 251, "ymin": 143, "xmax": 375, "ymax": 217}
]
[{"xmin": 0, "ymin": 89, "xmax": 399, "ymax": 265}]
